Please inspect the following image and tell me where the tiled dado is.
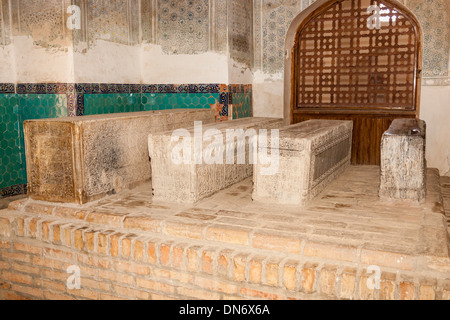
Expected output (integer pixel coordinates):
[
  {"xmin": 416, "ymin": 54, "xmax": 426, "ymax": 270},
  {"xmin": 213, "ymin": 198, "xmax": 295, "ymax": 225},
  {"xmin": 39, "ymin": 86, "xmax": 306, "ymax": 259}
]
[
  {"xmin": 0, "ymin": 92, "xmax": 68, "ymax": 198},
  {"xmin": 0, "ymin": 82, "xmax": 253, "ymax": 198},
  {"xmin": 7, "ymin": 83, "xmax": 243, "ymax": 118},
  {"xmin": 229, "ymin": 84, "xmax": 253, "ymax": 120},
  {"xmin": 76, "ymin": 83, "xmax": 229, "ymax": 118}
]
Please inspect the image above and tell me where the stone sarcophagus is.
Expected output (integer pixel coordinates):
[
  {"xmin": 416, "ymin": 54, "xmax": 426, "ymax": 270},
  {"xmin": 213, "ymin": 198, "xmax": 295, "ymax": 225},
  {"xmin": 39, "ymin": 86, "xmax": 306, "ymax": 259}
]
[
  {"xmin": 24, "ymin": 109, "xmax": 216, "ymax": 204},
  {"xmin": 148, "ymin": 117, "xmax": 284, "ymax": 204},
  {"xmin": 379, "ymin": 118, "xmax": 427, "ymax": 203},
  {"xmin": 252, "ymin": 120, "xmax": 353, "ymax": 206}
]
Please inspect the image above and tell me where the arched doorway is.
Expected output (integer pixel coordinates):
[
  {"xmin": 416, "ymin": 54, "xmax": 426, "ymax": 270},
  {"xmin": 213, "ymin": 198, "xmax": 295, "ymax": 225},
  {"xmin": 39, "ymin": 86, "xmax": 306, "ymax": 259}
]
[{"xmin": 284, "ymin": 0, "xmax": 422, "ymax": 165}]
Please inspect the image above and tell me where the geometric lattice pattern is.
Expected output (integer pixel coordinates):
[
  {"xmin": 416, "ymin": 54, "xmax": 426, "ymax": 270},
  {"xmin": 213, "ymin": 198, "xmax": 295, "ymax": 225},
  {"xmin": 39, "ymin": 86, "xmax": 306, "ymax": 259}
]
[
  {"xmin": 295, "ymin": 0, "xmax": 419, "ymax": 111},
  {"xmin": 84, "ymin": 94, "xmax": 143, "ymax": 115},
  {"xmin": 141, "ymin": 93, "xmax": 220, "ymax": 112},
  {"xmin": 157, "ymin": 0, "xmax": 210, "ymax": 54},
  {"xmin": 0, "ymin": 95, "xmax": 24, "ymax": 190},
  {"xmin": 408, "ymin": 0, "xmax": 450, "ymax": 77}
]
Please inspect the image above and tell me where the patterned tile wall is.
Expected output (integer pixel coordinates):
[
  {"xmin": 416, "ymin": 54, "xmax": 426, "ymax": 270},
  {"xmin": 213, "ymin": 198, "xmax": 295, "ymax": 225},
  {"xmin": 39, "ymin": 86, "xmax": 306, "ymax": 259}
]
[
  {"xmin": 408, "ymin": 0, "xmax": 450, "ymax": 77},
  {"xmin": 3, "ymin": 0, "xmax": 237, "ymax": 54},
  {"xmin": 157, "ymin": 0, "xmax": 210, "ymax": 54},
  {"xmin": 261, "ymin": 0, "xmax": 303, "ymax": 74},
  {"xmin": 9, "ymin": 0, "xmax": 72, "ymax": 47},
  {"xmin": 212, "ymin": 0, "xmax": 229, "ymax": 53},
  {"xmin": 254, "ymin": 0, "xmax": 449, "ymax": 79},
  {"xmin": 84, "ymin": 93, "xmax": 142, "ymax": 115},
  {"xmin": 141, "ymin": 0, "xmax": 154, "ymax": 43},
  {"xmin": 85, "ymin": 0, "xmax": 138, "ymax": 46},
  {"xmin": 229, "ymin": 0, "xmax": 253, "ymax": 67},
  {"xmin": 230, "ymin": 85, "xmax": 253, "ymax": 119},
  {"xmin": 0, "ymin": 0, "xmax": 12, "ymax": 46},
  {"xmin": 254, "ymin": 0, "xmax": 309, "ymax": 72},
  {"xmin": 0, "ymin": 93, "xmax": 67, "ymax": 198},
  {"xmin": 141, "ymin": 93, "xmax": 219, "ymax": 111},
  {"xmin": 4, "ymin": 0, "xmax": 447, "ymax": 79},
  {"xmin": 0, "ymin": 95, "xmax": 23, "ymax": 194}
]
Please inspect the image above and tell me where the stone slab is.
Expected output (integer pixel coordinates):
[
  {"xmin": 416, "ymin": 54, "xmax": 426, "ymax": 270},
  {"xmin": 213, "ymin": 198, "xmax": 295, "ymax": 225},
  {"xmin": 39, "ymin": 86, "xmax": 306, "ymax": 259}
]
[
  {"xmin": 252, "ymin": 120, "xmax": 353, "ymax": 206},
  {"xmin": 149, "ymin": 117, "xmax": 284, "ymax": 203},
  {"xmin": 24, "ymin": 109, "xmax": 216, "ymax": 204},
  {"xmin": 379, "ymin": 118, "xmax": 427, "ymax": 203}
]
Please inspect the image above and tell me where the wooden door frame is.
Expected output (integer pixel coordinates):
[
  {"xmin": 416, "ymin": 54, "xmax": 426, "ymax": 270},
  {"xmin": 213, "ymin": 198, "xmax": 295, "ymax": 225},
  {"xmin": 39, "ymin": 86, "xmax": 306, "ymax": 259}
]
[{"xmin": 283, "ymin": 0, "xmax": 423, "ymax": 126}]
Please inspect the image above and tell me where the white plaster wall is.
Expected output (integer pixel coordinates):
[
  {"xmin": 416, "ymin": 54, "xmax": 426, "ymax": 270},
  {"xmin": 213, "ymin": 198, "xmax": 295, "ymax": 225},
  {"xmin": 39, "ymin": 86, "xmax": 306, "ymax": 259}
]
[
  {"xmin": 141, "ymin": 44, "xmax": 229, "ymax": 84},
  {"xmin": 13, "ymin": 36, "xmax": 74, "ymax": 83},
  {"xmin": 228, "ymin": 57, "xmax": 253, "ymax": 85},
  {"xmin": 420, "ymin": 86, "xmax": 450, "ymax": 176},
  {"xmin": 73, "ymin": 40, "xmax": 141, "ymax": 84},
  {"xmin": 252, "ymin": 71, "xmax": 284, "ymax": 118},
  {"xmin": 0, "ymin": 44, "xmax": 16, "ymax": 83}
]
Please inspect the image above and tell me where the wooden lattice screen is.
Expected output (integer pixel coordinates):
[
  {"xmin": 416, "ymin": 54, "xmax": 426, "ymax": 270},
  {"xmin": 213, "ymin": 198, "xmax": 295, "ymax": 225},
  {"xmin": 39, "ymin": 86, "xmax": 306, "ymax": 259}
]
[{"xmin": 294, "ymin": 0, "xmax": 420, "ymax": 111}]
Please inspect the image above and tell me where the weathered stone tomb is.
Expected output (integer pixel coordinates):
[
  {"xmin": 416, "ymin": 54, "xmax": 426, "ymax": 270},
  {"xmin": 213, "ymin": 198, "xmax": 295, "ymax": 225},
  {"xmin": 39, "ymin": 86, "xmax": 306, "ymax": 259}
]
[
  {"xmin": 252, "ymin": 120, "xmax": 353, "ymax": 206},
  {"xmin": 24, "ymin": 109, "xmax": 216, "ymax": 204},
  {"xmin": 379, "ymin": 118, "xmax": 427, "ymax": 203},
  {"xmin": 148, "ymin": 117, "xmax": 284, "ymax": 203}
]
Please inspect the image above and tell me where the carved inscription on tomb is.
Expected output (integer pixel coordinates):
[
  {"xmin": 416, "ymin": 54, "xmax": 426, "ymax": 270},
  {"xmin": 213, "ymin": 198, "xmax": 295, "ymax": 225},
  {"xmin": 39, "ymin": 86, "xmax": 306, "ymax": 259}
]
[{"xmin": 25, "ymin": 122, "xmax": 75, "ymax": 202}]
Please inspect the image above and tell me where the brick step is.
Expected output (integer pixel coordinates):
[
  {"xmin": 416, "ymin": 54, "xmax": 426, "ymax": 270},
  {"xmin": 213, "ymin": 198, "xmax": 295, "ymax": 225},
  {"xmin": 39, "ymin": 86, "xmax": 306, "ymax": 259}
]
[{"xmin": 1, "ymin": 209, "xmax": 449, "ymax": 300}]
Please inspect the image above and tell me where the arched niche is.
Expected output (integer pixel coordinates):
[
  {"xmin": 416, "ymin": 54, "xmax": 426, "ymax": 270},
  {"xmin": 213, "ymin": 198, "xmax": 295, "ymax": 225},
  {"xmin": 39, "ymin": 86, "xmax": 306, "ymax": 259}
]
[{"xmin": 284, "ymin": 0, "xmax": 423, "ymax": 165}]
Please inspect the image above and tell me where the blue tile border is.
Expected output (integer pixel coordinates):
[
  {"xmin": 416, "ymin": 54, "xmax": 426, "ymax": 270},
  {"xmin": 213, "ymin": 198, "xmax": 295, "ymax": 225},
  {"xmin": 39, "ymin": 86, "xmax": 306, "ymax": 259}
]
[
  {"xmin": 76, "ymin": 93, "xmax": 85, "ymax": 116},
  {"xmin": 8, "ymin": 83, "xmax": 232, "ymax": 95},
  {"xmin": 0, "ymin": 184, "xmax": 27, "ymax": 199},
  {"xmin": 0, "ymin": 83, "xmax": 15, "ymax": 94},
  {"xmin": 0, "ymin": 82, "xmax": 253, "ymax": 120}
]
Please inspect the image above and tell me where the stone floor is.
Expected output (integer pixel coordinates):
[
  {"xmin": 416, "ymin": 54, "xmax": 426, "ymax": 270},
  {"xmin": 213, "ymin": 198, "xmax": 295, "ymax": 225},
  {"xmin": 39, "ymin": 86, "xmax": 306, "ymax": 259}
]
[
  {"xmin": 0, "ymin": 195, "xmax": 26, "ymax": 210},
  {"xmin": 441, "ymin": 176, "xmax": 450, "ymax": 234},
  {"xmin": 11, "ymin": 166, "xmax": 450, "ymax": 266}
]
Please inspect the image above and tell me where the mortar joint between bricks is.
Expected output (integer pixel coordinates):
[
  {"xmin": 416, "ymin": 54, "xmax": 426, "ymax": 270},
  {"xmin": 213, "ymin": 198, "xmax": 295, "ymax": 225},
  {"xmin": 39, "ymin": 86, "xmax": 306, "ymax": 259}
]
[
  {"xmin": 356, "ymin": 244, "xmax": 363, "ymax": 266},
  {"xmin": 91, "ymin": 229, "xmax": 100, "ymax": 253},
  {"xmin": 23, "ymin": 217, "xmax": 33, "ymax": 238},
  {"xmin": 299, "ymin": 238, "xmax": 307, "ymax": 257},
  {"xmin": 244, "ymin": 253, "xmax": 260, "ymax": 284},
  {"xmin": 315, "ymin": 262, "xmax": 325, "ymax": 295},
  {"xmin": 113, "ymin": 232, "xmax": 127, "ymax": 259},
  {"xmin": 294, "ymin": 260, "xmax": 304, "ymax": 293},
  {"xmin": 221, "ymin": 249, "xmax": 236, "ymax": 280},
  {"xmin": 12, "ymin": 216, "xmax": 22, "ymax": 237},
  {"xmin": 354, "ymin": 267, "xmax": 364, "ymax": 300},
  {"xmin": 278, "ymin": 257, "xmax": 288, "ymax": 290},
  {"xmin": 173, "ymin": 242, "xmax": 188, "ymax": 272},
  {"xmin": 160, "ymin": 219, "xmax": 167, "ymax": 235},
  {"xmin": 333, "ymin": 265, "xmax": 346, "ymax": 299},
  {"xmin": 360, "ymin": 265, "xmax": 385, "ymax": 300},
  {"xmin": 131, "ymin": 236, "xmax": 146, "ymax": 263},
  {"xmin": 260, "ymin": 256, "xmax": 271, "ymax": 287},
  {"xmin": 38, "ymin": 220, "xmax": 51, "ymax": 243},
  {"xmin": 229, "ymin": 250, "xmax": 246, "ymax": 282},
  {"xmin": 155, "ymin": 239, "xmax": 167, "ymax": 267},
  {"xmin": 122, "ymin": 234, "xmax": 139, "ymax": 260},
  {"xmin": 202, "ymin": 247, "xmax": 219, "ymax": 275},
  {"xmin": 279, "ymin": 257, "xmax": 297, "ymax": 291},
  {"xmin": 248, "ymin": 229, "xmax": 256, "ymax": 248},
  {"xmin": 47, "ymin": 221, "xmax": 61, "ymax": 244},
  {"xmin": 201, "ymin": 224, "xmax": 208, "ymax": 241},
  {"xmin": 50, "ymin": 205, "xmax": 57, "ymax": 217},
  {"xmin": 144, "ymin": 237, "xmax": 158, "ymax": 266}
]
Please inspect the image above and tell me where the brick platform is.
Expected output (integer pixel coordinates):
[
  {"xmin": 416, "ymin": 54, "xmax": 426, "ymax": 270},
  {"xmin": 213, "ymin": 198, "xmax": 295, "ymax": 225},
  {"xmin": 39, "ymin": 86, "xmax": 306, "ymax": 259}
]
[{"xmin": 0, "ymin": 166, "xmax": 449, "ymax": 300}]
